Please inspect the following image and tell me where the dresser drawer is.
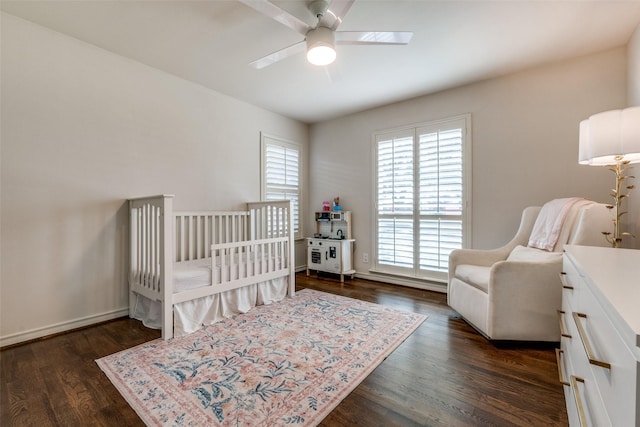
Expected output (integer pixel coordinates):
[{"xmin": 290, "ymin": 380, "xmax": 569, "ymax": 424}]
[
  {"xmin": 561, "ymin": 258, "xmax": 593, "ymax": 320},
  {"xmin": 560, "ymin": 259, "xmax": 581, "ymax": 308},
  {"xmin": 559, "ymin": 330, "xmax": 611, "ymax": 427},
  {"xmin": 574, "ymin": 281, "xmax": 639, "ymax": 427},
  {"xmin": 570, "ymin": 374, "xmax": 611, "ymax": 427}
]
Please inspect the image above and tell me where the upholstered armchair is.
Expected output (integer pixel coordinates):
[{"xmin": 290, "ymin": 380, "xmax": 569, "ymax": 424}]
[{"xmin": 447, "ymin": 200, "xmax": 610, "ymax": 342}]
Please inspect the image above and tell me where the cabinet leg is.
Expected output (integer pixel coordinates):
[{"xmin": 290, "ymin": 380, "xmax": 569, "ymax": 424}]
[
  {"xmin": 306, "ymin": 268, "xmax": 309, "ymax": 277},
  {"xmin": 340, "ymin": 274, "xmax": 344, "ymax": 283}
]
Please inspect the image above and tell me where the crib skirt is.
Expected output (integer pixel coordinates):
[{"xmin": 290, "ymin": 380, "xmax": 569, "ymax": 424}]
[{"xmin": 132, "ymin": 277, "xmax": 288, "ymax": 337}]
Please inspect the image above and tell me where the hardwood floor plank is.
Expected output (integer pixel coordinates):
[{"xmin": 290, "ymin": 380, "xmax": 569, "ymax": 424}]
[
  {"xmin": 4, "ymin": 382, "xmax": 28, "ymax": 426},
  {"xmin": 1, "ymin": 273, "xmax": 568, "ymax": 426}
]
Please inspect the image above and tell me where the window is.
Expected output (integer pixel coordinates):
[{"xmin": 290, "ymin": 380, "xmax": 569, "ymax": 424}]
[
  {"xmin": 373, "ymin": 115, "xmax": 471, "ymax": 282},
  {"xmin": 261, "ymin": 133, "xmax": 302, "ymax": 239}
]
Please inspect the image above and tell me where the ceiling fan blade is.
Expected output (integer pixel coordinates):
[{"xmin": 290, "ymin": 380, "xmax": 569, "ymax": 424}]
[
  {"xmin": 323, "ymin": 63, "xmax": 343, "ymax": 84},
  {"xmin": 320, "ymin": 0, "xmax": 355, "ymax": 31},
  {"xmin": 237, "ymin": 0, "xmax": 310, "ymax": 36},
  {"xmin": 249, "ymin": 41, "xmax": 306, "ymax": 69},
  {"xmin": 335, "ymin": 31, "xmax": 413, "ymax": 45}
]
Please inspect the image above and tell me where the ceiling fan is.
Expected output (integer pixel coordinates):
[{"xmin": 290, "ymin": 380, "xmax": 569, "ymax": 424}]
[{"xmin": 237, "ymin": 0, "xmax": 413, "ymax": 69}]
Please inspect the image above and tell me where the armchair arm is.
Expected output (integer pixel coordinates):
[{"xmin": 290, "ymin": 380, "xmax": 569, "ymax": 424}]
[
  {"xmin": 448, "ymin": 206, "xmax": 542, "ymax": 284},
  {"xmin": 486, "ymin": 258, "xmax": 563, "ymax": 340},
  {"xmin": 448, "ymin": 247, "xmax": 510, "ymax": 284}
]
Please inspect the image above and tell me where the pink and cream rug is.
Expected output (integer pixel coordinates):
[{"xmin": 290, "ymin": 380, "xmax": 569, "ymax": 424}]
[{"xmin": 97, "ymin": 288, "xmax": 427, "ymax": 426}]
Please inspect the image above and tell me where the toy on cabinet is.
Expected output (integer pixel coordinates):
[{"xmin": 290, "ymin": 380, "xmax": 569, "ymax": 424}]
[{"xmin": 313, "ymin": 211, "xmax": 351, "ymax": 239}]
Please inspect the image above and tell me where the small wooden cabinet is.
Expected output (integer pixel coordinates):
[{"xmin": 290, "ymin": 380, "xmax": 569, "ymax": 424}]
[
  {"xmin": 307, "ymin": 210, "xmax": 355, "ymax": 282},
  {"xmin": 306, "ymin": 237, "xmax": 355, "ymax": 282},
  {"xmin": 558, "ymin": 245, "xmax": 640, "ymax": 427}
]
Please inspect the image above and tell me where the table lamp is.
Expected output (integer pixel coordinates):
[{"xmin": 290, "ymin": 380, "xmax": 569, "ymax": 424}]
[{"xmin": 579, "ymin": 106, "xmax": 640, "ymax": 248}]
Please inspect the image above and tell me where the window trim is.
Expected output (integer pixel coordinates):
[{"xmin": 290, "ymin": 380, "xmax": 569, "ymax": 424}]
[
  {"xmin": 260, "ymin": 132, "xmax": 304, "ymax": 240},
  {"xmin": 371, "ymin": 114, "xmax": 472, "ymax": 282}
]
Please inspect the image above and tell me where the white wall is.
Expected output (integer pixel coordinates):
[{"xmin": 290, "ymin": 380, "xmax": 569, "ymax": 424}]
[
  {"xmin": 630, "ymin": 24, "xmax": 640, "ymax": 107},
  {"xmin": 0, "ymin": 13, "xmax": 309, "ymax": 346},
  {"xmin": 627, "ymin": 23, "xmax": 640, "ymax": 248},
  {"xmin": 309, "ymin": 48, "xmax": 628, "ymax": 285}
]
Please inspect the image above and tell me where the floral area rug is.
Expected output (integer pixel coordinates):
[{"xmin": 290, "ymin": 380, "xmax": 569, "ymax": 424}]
[{"xmin": 96, "ymin": 288, "xmax": 427, "ymax": 426}]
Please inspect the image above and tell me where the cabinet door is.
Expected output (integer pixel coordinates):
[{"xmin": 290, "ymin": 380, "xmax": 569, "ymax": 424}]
[
  {"xmin": 323, "ymin": 243, "xmax": 342, "ymax": 273},
  {"xmin": 307, "ymin": 240, "xmax": 323, "ymax": 269}
]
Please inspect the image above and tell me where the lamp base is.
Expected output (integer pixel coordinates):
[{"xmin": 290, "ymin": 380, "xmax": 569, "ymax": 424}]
[{"xmin": 602, "ymin": 155, "xmax": 635, "ymax": 248}]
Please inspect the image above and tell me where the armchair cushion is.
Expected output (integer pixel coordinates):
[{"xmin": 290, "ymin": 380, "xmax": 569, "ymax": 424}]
[
  {"xmin": 454, "ymin": 246, "xmax": 562, "ymax": 294},
  {"xmin": 454, "ymin": 265, "xmax": 490, "ymax": 292},
  {"xmin": 506, "ymin": 245, "xmax": 563, "ymax": 263}
]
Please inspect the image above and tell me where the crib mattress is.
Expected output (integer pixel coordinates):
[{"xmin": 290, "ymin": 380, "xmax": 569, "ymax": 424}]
[
  {"xmin": 173, "ymin": 258, "xmax": 212, "ymax": 292},
  {"xmin": 173, "ymin": 254, "xmax": 284, "ymax": 292}
]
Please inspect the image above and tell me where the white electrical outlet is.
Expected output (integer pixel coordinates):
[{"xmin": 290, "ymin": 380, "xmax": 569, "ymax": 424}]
[{"xmin": 362, "ymin": 253, "xmax": 369, "ymax": 263}]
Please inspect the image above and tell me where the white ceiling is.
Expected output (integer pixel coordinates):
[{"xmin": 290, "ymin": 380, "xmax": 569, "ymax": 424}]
[{"xmin": 3, "ymin": 0, "xmax": 640, "ymax": 124}]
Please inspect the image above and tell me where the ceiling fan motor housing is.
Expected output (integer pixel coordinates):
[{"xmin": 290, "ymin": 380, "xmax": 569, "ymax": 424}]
[
  {"xmin": 307, "ymin": 26, "xmax": 334, "ymax": 48},
  {"xmin": 309, "ymin": 0, "xmax": 330, "ymax": 19}
]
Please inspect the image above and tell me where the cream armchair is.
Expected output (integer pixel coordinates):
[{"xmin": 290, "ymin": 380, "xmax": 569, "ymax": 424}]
[{"xmin": 447, "ymin": 200, "xmax": 610, "ymax": 342}]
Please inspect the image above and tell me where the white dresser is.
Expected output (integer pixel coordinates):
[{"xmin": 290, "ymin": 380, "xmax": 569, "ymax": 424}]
[{"xmin": 559, "ymin": 245, "xmax": 640, "ymax": 427}]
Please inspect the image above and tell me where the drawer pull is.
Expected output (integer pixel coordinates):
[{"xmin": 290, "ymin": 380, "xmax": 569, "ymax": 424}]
[
  {"xmin": 555, "ymin": 349, "xmax": 570, "ymax": 386},
  {"xmin": 559, "ymin": 272, "xmax": 574, "ymax": 290},
  {"xmin": 557, "ymin": 310, "xmax": 571, "ymax": 338},
  {"xmin": 570, "ymin": 375, "xmax": 588, "ymax": 427},
  {"xmin": 572, "ymin": 312, "xmax": 612, "ymax": 370}
]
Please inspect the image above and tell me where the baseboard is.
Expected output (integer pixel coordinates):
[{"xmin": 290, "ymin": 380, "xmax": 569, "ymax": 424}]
[
  {"xmin": 297, "ymin": 264, "xmax": 447, "ymax": 293},
  {"xmin": 354, "ymin": 271, "xmax": 447, "ymax": 294},
  {"xmin": 0, "ymin": 307, "xmax": 129, "ymax": 348}
]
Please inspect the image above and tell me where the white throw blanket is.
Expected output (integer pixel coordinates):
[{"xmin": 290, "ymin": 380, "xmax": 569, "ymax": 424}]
[{"xmin": 528, "ymin": 197, "xmax": 584, "ymax": 251}]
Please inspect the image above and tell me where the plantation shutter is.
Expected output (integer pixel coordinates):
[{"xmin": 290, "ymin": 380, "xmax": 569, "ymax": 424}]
[
  {"xmin": 377, "ymin": 130, "xmax": 415, "ymax": 269},
  {"xmin": 373, "ymin": 116, "xmax": 469, "ymax": 282},
  {"xmin": 262, "ymin": 134, "xmax": 302, "ymax": 239},
  {"xmin": 417, "ymin": 124, "xmax": 463, "ymax": 273}
]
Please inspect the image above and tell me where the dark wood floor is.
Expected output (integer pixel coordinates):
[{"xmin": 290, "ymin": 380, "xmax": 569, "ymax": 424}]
[{"xmin": 1, "ymin": 273, "xmax": 568, "ymax": 426}]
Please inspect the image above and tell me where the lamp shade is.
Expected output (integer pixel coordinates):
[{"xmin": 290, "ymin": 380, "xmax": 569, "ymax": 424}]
[
  {"xmin": 578, "ymin": 119, "xmax": 591, "ymax": 165},
  {"xmin": 578, "ymin": 106, "xmax": 640, "ymax": 166},
  {"xmin": 306, "ymin": 26, "xmax": 336, "ymax": 66}
]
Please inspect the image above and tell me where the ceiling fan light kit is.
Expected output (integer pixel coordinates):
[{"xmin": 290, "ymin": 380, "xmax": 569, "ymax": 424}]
[{"xmin": 306, "ymin": 26, "xmax": 336, "ymax": 66}]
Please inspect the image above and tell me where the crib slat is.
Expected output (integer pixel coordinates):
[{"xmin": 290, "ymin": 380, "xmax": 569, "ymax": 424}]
[
  {"xmin": 197, "ymin": 216, "xmax": 202, "ymax": 259},
  {"xmin": 148, "ymin": 206, "xmax": 153, "ymax": 289},
  {"xmin": 143, "ymin": 205, "xmax": 150, "ymax": 288},
  {"xmin": 151, "ymin": 206, "xmax": 157, "ymax": 290},
  {"xmin": 206, "ymin": 216, "xmax": 210, "ymax": 256},
  {"xmin": 177, "ymin": 216, "xmax": 183, "ymax": 262},
  {"xmin": 136, "ymin": 208, "xmax": 142, "ymax": 284},
  {"xmin": 154, "ymin": 206, "xmax": 159, "ymax": 290}
]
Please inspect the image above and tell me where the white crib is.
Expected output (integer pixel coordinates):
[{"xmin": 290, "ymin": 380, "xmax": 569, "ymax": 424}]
[{"xmin": 128, "ymin": 195, "xmax": 295, "ymax": 340}]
